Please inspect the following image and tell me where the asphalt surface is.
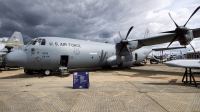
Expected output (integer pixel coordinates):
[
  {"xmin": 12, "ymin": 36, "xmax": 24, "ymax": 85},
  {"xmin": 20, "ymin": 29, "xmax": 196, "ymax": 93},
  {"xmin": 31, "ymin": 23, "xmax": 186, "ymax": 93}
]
[{"xmin": 0, "ymin": 64, "xmax": 200, "ymax": 112}]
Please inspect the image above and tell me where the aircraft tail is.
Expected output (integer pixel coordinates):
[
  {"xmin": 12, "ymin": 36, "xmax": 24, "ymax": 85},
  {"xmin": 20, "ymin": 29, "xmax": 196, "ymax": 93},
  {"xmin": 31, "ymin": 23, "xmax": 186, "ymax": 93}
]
[{"xmin": 5, "ymin": 31, "xmax": 24, "ymax": 52}]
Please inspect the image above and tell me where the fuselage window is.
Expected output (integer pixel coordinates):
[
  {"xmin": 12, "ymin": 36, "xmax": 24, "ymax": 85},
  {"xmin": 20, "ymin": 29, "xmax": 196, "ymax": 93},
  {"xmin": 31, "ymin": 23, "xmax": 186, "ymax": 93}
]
[{"xmin": 41, "ymin": 39, "xmax": 46, "ymax": 45}]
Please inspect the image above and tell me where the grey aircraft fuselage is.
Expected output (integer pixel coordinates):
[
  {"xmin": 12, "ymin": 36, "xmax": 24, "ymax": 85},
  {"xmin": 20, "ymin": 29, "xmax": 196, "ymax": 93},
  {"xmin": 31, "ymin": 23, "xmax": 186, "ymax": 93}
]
[{"xmin": 6, "ymin": 37, "xmax": 151, "ymax": 71}]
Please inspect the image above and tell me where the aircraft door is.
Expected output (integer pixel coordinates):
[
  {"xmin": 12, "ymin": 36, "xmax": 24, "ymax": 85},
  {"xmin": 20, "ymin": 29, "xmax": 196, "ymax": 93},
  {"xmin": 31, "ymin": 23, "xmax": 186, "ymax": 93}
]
[{"xmin": 60, "ymin": 55, "xmax": 69, "ymax": 67}]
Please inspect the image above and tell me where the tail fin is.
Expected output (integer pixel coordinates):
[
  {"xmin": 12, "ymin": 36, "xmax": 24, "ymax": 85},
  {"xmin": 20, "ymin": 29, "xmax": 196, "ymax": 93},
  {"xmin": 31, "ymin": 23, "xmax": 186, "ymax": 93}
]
[{"xmin": 5, "ymin": 31, "xmax": 24, "ymax": 52}]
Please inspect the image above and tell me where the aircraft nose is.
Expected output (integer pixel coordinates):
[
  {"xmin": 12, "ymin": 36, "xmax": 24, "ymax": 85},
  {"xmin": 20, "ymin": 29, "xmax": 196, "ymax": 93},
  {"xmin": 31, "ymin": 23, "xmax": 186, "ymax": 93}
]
[{"xmin": 6, "ymin": 50, "xmax": 27, "ymax": 67}]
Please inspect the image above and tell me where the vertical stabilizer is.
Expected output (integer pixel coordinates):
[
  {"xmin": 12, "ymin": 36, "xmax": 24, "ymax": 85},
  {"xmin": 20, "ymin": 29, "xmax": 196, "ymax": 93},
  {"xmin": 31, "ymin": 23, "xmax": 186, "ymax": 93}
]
[{"xmin": 5, "ymin": 31, "xmax": 24, "ymax": 52}]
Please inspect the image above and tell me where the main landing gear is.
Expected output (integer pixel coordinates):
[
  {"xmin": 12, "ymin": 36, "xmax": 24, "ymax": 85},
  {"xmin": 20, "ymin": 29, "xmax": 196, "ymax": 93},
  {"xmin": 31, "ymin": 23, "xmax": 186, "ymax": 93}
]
[
  {"xmin": 24, "ymin": 68, "xmax": 33, "ymax": 75},
  {"xmin": 24, "ymin": 68, "xmax": 51, "ymax": 76},
  {"xmin": 24, "ymin": 68, "xmax": 70, "ymax": 77}
]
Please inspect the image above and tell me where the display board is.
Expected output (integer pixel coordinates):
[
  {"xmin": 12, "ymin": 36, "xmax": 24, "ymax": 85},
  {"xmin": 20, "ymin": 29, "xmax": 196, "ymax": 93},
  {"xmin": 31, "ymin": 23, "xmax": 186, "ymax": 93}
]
[{"xmin": 73, "ymin": 72, "xmax": 89, "ymax": 89}]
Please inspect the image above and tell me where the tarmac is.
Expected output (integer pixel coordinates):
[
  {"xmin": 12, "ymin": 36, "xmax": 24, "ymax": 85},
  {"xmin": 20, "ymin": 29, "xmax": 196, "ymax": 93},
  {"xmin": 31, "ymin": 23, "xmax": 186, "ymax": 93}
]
[{"xmin": 0, "ymin": 64, "xmax": 200, "ymax": 112}]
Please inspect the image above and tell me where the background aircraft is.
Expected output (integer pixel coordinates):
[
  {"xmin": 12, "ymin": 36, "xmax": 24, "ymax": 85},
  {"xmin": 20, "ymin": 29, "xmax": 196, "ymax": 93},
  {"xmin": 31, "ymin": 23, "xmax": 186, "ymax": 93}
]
[
  {"xmin": 5, "ymin": 6, "xmax": 200, "ymax": 76},
  {"xmin": 0, "ymin": 32, "xmax": 24, "ymax": 69},
  {"xmin": 0, "ymin": 32, "xmax": 24, "ymax": 53},
  {"xmin": 164, "ymin": 59, "xmax": 200, "ymax": 87}
]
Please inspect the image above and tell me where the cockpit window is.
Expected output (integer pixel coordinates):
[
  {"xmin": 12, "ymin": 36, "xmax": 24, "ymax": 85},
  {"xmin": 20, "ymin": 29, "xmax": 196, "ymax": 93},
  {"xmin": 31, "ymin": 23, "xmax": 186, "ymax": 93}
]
[
  {"xmin": 41, "ymin": 39, "xmax": 46, "ymax": 45},
  {"xmin": 32, "ymin": 40, "xmax": 37, "ymax": 45},
  {"xmin": 26, "ymin": 38, "xmax": 46, "ymax": 47}
]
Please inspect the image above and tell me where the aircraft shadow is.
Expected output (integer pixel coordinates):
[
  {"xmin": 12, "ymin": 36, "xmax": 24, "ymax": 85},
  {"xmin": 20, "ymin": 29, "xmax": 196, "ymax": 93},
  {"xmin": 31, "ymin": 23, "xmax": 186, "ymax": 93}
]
[
  {"xmin": 0, "ymin": 68, "xmax": 21, "ymax": 71},
  {"xmin": 143, "ymin": 82, "xmax": 200, "ymax": 88},
  {"xmin": 1, "ymin": 67, "xmax": 200, "ymax": 79},
  {"xmin": 118, "ymin": 65, "xmax": 199, "ymax": 77},
  {"xmin": 121, "ymin": 68, "xmax": 184, "ymax": 77},
  {"xmin": 0, "ymin": 73, "xmax": 44, "ymax": 79}
]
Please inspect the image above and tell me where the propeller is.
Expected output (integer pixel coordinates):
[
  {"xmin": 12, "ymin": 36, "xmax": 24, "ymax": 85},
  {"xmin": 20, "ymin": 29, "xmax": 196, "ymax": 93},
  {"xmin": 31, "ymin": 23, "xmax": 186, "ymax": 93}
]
[
  {"xmin": 118, "ymin": 26, "xmax": 133, "ymax": 56},
  {"xmin": 162, "ymin": 6, "xmax": 200, "ymax": 51}
]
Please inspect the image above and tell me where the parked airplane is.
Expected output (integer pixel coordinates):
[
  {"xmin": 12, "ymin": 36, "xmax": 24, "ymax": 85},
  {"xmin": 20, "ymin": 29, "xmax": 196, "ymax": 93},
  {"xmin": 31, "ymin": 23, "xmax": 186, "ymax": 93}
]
[
  {"xmin": 150, "ymin": 46, "xmax": 187, "ymax": 63},
  {"xmin": 0, "ymin": 32, "xmax": 24, "ymax": 69},
  {"xmin": 164, "ymin": 59, "xmax": 200, "ymax": 87},
  {"xmin": 5, "ymin": 6, "xmax": 200, "ymax": 76},
  {"xmin": 0, "ymin": 31, "xmax": 24, "ymax": 53}
]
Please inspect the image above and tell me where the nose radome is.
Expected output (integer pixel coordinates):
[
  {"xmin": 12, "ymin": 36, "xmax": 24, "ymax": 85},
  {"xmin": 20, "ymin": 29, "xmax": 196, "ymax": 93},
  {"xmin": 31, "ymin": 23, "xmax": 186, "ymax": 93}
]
[
  {"xmin": 6, "ymin": 50, "xmax": 27, "ymax": 67},
  {"xmin": 164, "ymin": 61, "xmax": 177, "ymax": 67}
]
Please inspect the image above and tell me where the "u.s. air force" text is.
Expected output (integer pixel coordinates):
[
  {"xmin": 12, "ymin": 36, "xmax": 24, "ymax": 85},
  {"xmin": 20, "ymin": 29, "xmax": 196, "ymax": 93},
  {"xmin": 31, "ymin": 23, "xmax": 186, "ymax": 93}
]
[{"xmin": 49, "ymin": 42, "xmax": 81, "ymax": 48}]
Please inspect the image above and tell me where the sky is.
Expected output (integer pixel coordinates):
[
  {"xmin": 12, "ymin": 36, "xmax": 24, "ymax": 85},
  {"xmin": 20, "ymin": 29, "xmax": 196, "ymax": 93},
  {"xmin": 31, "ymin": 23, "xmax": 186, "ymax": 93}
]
[{"xmin": 0, "ymin": 0, "xmax": 200, "ymax": 55}]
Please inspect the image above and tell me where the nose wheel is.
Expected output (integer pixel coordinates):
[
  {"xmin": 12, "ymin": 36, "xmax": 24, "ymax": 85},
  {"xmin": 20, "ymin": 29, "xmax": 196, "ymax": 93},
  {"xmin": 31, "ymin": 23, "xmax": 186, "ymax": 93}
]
[{"xmin": 42, "ymin": 70, "xmax": 51, "ymax": 76}]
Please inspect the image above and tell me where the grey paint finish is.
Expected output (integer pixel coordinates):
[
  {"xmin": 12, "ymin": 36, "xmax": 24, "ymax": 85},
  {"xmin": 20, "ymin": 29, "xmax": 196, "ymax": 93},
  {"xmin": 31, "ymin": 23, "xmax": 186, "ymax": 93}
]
[{"xmin": 6, "ymin": 36, "xmax": 152, "ymax": 70}]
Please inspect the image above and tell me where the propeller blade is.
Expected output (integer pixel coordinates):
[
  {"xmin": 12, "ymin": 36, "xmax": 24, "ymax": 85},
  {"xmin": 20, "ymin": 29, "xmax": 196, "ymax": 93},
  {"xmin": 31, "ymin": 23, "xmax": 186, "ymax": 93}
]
[
  {"xmin": 189, "ymin": 43, "xmax": 196, "ymax": 53},
  {"xmin": 167, "ymin": 34, "xmax": 179, "ymax": 48},
  {"xmin": 118, "ymin": 44, "xmax": 125, "ymax": 56},
  {"xmin": 161, "ymin": 30, "xmax": 175, "ymax": 33},
  {"xmin": 168, "ymin": 12, "xmax": 179, "ymax": 27},
  {"xmin": 125, "ymin": 26, "xmax": 134, "ymax": 40},
  {"xmin": 184, "ymin": 6, "xmax": 200, "ymax": 26},
  {"xmin": 118, "ymin": 31, "xmax": 123, "ymax": 40}
]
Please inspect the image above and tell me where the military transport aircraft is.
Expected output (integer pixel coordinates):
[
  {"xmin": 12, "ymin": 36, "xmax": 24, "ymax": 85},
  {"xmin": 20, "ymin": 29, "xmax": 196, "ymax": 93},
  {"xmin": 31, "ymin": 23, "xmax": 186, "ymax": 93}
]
[
  {"xmin": 0, "ymin": 32, "xmax": 24, "ymax": 69},
  {"xmin": 5, "ymin": 6, "xmax": 200, "ymax": 76}
]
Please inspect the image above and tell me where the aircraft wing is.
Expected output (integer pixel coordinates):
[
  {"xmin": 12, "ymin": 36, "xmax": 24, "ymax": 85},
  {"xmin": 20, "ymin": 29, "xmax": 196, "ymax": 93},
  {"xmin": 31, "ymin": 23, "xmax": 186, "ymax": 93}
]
[
  {"xmin": 152, "ymin": 46, "xmax": 186, "ymax": 51},
  {"xmin": 136, "ymin": 28, "xmax": 200, "ymax": 46},
  {"xmin": 164, "ymin": 59, "xmax": 200, "ymax": 68}
]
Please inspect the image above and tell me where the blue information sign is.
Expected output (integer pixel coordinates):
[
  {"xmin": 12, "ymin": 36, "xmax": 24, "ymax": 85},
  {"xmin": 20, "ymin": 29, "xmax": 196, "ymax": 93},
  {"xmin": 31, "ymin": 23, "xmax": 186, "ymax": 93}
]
[{"xmin": 73, "ymin": 72, "xmax": 89, "ymax": 89}]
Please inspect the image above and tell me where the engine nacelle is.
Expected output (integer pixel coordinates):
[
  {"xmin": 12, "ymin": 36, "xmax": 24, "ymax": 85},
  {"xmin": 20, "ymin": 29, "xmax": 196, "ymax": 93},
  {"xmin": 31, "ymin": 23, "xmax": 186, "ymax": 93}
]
[
  {"xmin": 128, "ymin": 41, "xmax": 143, "ymax": 51},
  {"xmin": 106, "ymin": 47, "xmax": 152, "ymax": 67},
  {"xmin": 106, "ymin": 55, "xmax": 121, "ymax": 66},
  {"xmin": 121, "ymin": 61, "xmax": 132, "ymax": 67},
  {"xmin": 178, "ymin": 30, "xmax": 194, "ymax": 45},
  {"xmin": 132, "ymin": 46, "xmax": 152, "ymax": 65},
  {"xmin": 118, "ymin": 46, "xmax": 152, "ymax": 67}
]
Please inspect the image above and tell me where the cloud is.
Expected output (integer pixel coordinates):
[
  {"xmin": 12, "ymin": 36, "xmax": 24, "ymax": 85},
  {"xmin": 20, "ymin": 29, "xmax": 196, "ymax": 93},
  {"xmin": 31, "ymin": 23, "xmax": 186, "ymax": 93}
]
[
  {"xmin": 0, "ymin": 37, "xmax": 8, "ymax": 43},
  {"xmin": 0, "ymin": 0, "xmax": 199, "ymax": 54}
]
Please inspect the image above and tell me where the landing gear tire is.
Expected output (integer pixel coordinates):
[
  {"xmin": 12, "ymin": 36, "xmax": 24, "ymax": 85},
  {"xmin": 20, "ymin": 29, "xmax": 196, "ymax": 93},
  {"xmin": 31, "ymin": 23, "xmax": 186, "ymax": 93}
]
[
  {"xmin": 4, "ymin": 67, "xmax": 10, "ymax": 70},
  {"xmin": 42, "ymin": 70, "xmax": 51, "ymax": 76},
  {"xmin": 24, "ymin": 69, "xmax": 28, "ymax": 74},
  {"xmin": 102, "ymin": 66, "xmax": 111, "ymax": 69},
  {"xmin": 118, "ymin": 62, "xmax": 125, "ymax": 69},
  {"xmin": 24, "ymin": 69, "xmax": 33, "ymax": 75}
]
